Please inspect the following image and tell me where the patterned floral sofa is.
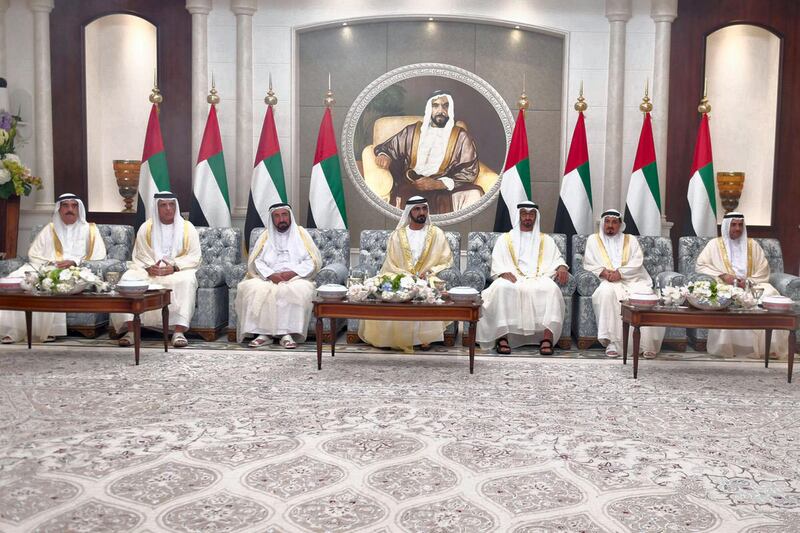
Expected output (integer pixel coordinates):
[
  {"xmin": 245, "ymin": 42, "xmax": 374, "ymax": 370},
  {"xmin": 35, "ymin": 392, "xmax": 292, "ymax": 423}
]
[
  {"xmin": 225, "ymin": 228, "xmax": 350, "ymax": 342},
  {"xmin": 0, "ymin": 224, "xmax": 133, "ymax": 337},
  {"xmin": 571, "ymin": 234, "xmax": 687, "ymax": 350},
  {"xmin": 678, "ymin": 236, "xmax": 800, "ymax": 350},
  {"xmin": 459, "ymin": 232, "xmax": 576, "ymax": 349},
  {"xmin": 187, "ymin": 227, "xmax": 242, "ymax": 341},
  {"xmin": 346, "ymin": 229, "xmax": 462, "ymax": 345}
]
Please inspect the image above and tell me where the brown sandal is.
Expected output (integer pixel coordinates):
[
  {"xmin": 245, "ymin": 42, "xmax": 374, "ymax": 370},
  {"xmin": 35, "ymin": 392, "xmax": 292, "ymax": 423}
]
[
  {"xmin": 495, "ymin": 338, "xmax": 511, "ymax": 355},
  {"xmin": 539, "ymin": 339, "xmax": 554, "ymax": 356}
]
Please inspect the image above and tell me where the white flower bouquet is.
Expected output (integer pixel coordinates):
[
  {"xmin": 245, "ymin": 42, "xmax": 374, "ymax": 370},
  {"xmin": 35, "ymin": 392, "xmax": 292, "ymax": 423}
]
[
  {"xmin": 346, "ymin": 273, "xmax": 443, "ymax": 304},
  {"xmin": 24, "ymin": 265, "xmax": 108, "ymax": 295},
  {"xmin": 659, "ymin": 285, "xmax": 688, "ymax": 306},
  {"xmin": 685, "ymin": 280, "xmax": 742, "ymax": 310}
]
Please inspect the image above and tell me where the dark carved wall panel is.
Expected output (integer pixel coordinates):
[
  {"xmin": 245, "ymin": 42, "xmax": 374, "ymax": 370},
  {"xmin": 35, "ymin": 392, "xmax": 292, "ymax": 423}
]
[
  {"xmin": 51, "ymin": 0, "xmax": 191, "ymax": 223},
  {"xmin": 667, "ymin": 0, "xmax": 800, "ymax": 273}
]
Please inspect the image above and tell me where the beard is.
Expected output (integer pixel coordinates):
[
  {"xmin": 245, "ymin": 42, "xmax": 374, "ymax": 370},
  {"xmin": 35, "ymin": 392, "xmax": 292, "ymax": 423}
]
[
  {"xmin": 520, "ymin": 221, "xmax": 534, "ymax": 231},
  {"xmin": 275, "ymin": 222, "xmax": 290, "ymax": 232},
  {"xmin": 411, "ymin": 214, "xmax": 427, "ymax": 225},
  {"xmin": 431, "ymin": 113, "xmax": 449, "ymax": 128}
]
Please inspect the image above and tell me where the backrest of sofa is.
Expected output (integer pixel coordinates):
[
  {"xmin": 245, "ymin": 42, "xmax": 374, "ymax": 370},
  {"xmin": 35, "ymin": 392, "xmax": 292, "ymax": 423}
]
[
  {"xmin": 197, "ymin": 227, "xmax": 241, "ymax": 265},
  {"xmin": 467, "ymin": 232, "xmax": 567, "ymax": 281},
  {"xmin": 30, "ymin": 223, "xmax": 134, "ymax": 261},
  {"xmin": 678, "ymin": 236, "xmax": 784, "ymax": 275},
  {"xmin": 358, "ymin": 229, "xmax": 460, "ymax": 277}
]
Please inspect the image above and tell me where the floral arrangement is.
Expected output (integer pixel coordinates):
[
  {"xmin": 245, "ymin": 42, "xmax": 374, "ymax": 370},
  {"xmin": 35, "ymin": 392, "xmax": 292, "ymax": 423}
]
[
  {"xmin": 659, "ymin": 285, "xmax": 689, "ymax": 306},
  {"xmin": 687, "ymin": 280, "xmax": 741, "ymax": 304},
  {"xmin": 24, "ymin": 265, "xmax": 107, "ymax": 295},
  {"xmin": 0, "ymin": 110, "xmax": 41, "ymax": 199},
  {"xmin": 347, "ymin": 273, "xmax": 441, "ymax": 304}
]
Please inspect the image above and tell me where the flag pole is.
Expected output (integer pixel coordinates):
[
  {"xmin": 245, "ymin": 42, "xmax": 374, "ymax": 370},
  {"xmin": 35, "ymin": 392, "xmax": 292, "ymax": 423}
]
[
  {"xmin": 266, "ymin": 73, "xmax": 277, "ymax": 107},
  {"xmin": 149, "ymin": 69, "xmax": 163, "ymax": 112},
  {"xmin": 575, "ymin": 81, "xmax": 587, "ymax": 113},
  {"xmin": 324, "ymin": 72, "xmax": 335, "ymax": 107},
  {"xmin": 517, "ymin": 75, "xmax": 530, "ymax": 111},
  {"xmin": 698, "ymin": 77, "xmax": 711, "ymax": 115},
  {"xmin": 640, "ymin": 79, "xmax": 652, "ymax": 113},
  {"xmin": 208, "ymin": 73, "xmax": 220, "ymax": 106}
]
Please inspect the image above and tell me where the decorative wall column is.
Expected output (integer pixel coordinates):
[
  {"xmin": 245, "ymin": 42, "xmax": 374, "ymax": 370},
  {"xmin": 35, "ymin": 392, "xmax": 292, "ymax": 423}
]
[
  {"xmin": 0, "ymin": 0, "xmax": 9, "ymax": 77},
  {"xmin": 651, "ymin": 0, "xmax": 678, "ymax": 235},
  {"xmin": 29, "ymin": 0, "xmax": 54, "ymax": 209},
  {"xmin": 603, "ymin": 0, "xmax": 632, "ymax": 212},
  {"xmin": 231, "ymin": 0, "xmax": 256, "ymax": 215},
  {"xmin": 186, "ymin": 0, "xmax": 211, "ymax": 163}
]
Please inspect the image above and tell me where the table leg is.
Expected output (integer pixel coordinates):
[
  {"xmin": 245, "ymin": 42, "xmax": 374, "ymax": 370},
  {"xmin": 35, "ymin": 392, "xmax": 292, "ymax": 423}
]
[
  {"xmin": 788, "ymin": 330, "xmax": 796, "ymax": 383},
  {"xmin": 25, "ymin": 311, "xmax": 32, "ymax": 349},
  {"xmin": 330, "ymin": 318, "xmax": 336, "ymax": 357},
  {"xmin": 162, "ymin": 306, "xmax": 169, "ymax": 353},
  {"xmin": 633, "ymin": 326, "xmax": 641, "ymax": 379},
  {"xmin": 315, "ymin": 317, "xmax": 323, "ymax": 370},
  {"xmin": 622, "ymin": 321, "xmax": 629, "ymax": 365},
  {"xmin": 764, "ymin": 329, "xmax": 771, "ymax": 368},
  {"xmin": 469, "ymin": 321, "xmax": 477, "ymax": 374},
  {"xmin": 133, "ymin": 314, "xmax": 141, "ymax": 366}
]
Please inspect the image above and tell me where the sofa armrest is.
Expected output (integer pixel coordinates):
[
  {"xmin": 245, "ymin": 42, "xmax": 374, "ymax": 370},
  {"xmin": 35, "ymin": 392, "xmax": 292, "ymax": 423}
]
[
  {"xmin": 436, "ymin": 267, "xmax": 461, "ymax": 289},
  {"xmin": 560, "ymin": 272, "xmax": 577, "ymax": 297},
  {"xmin": 224, "ymin": 263, "xmax": 248, "ymax": 289},
  {"xmin": 575, "ymin": 270, "xmax": 601, "ymax": 297},
  {"xmin": 460, "ymin": 268, "xmax": 486, "ymax": 292},
  {"xmin": 770, "ymin": 272, "xmax": 800, "ymax": 301},
  {"xmin": 83, "ymin": 259, "xmax": 126, "ymax": 279},
  {"xmin": 656, "ymin": 271, "xmax": 685, "ymax": 289},
  {"xmin": 197, "ymin": 264, "xmax": 226, "ymax": 288},
  {"xmin": 686, "ymin": 272, "xmax": 715, "ymax": 284},
  {"xmin": 316, "ymin": 262, "xmax": 348, "ymax": 287},
  {"xmin": 0, "ymin": 258, "xmax": 25, "ymax": 277}
]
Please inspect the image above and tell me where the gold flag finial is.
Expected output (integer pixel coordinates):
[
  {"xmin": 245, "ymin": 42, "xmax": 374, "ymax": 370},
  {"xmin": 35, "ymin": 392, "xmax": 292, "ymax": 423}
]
[
  {"xmin": 697, "ymin": 77, "xmax": 711, "ymax": 114},
  {"xmin": 149, "ymin": 68, "xmax": 163, "ymax": 105},
  {"xmin": 517, "ymin": 73, "xmax": 530, "ymax": 110},
  {"xmin": 574, "ymin": 80, "xmax": 587, "ymax": 112},
  {"xmin": 207, "ymin": 72, "xmax": 220, "ymax": 105},
  {"xmin": 639, "ymin": 78, "xmax": 653, "ymax": 113},
  {"xmin": 323, "ymin": 72, "xmax": 335, "ymax": 107},
  {"xmin": 265, "ymin": 73, "xmax": 278, "ymax": 106}
]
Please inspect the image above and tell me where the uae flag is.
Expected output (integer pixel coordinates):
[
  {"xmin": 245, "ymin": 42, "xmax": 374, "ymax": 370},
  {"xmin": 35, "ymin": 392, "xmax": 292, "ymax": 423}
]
[
  {"xmin": 244, "ymin": 105, "xmax": 287, "ymax": 250},
  {"xmin": 493, "ymin": 109, "xmax": 532, "ymax": 231},
  {"xmin": 624, "ymin": 112, "xmax": 661, "ymax": 236},
  {"xmin": 307, "ymin": 107, "xmax": 347, "ymax": 229},
  {"xmin": 190, "ymin": 105, "xmax": 231, "ymax": 227},
  {"xmin": 686, "ymin": 113, "xmax": 717, "ymax": 236},
  {"xmin": 136, "ymin": 104, "xmax": 171, "ymax": 228},
  {"xmin": 554, "ymin": 111, "xmax": 593, "ymax": 238}
]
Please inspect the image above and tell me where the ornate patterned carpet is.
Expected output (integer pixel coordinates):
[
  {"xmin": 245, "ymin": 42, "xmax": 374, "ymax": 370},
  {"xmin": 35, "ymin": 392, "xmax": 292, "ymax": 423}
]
[{"xmin": 1, "ymin": 343, "xmax": 799, "ymax": 532}]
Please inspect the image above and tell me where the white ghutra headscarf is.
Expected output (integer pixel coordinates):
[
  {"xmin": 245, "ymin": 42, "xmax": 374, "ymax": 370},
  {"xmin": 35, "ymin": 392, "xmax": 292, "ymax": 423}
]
[
  {"xmin": 396, "ymin": 196, "xmax": 430, "ymax": 230},
  {"xmin": 599, "ymin": 209, "xmax": 626, "ymax": 269},
  {"xmin": 256, "ymin": 203, "xmax": 317, "ymax": 271},
  {"xmin": 151, "ymin": 192, "xmax": 185, "ymax": 262},
  {"xmin": 413, "ymin": 92, "xmax": 455, "ymax": 177},
  {"xmin": 721, "ymin": 212, "xmax": 747, "ymax": 278},
  {"xmin": 52, "ymin": 193, "xmax": 90, "ymax": 263}
]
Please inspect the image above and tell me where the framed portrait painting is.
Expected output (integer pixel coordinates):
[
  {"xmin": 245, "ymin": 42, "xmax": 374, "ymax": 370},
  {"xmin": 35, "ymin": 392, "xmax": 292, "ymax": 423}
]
[{"xmin": 341, "ymin": 63, "xmax": 514, "ymax": 224}]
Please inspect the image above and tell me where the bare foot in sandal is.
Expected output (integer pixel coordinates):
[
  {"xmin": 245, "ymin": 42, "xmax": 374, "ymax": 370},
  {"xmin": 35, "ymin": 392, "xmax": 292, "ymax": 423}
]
[
  {"xmin": 279, "ymin": 334, "xmax": 297, "ymax": 349},
  {"xmin": 539, "ymin": 338, "xmax": 554, "ymax": 356},
  {"xmin": 248, "ymin": 335, "xmax": 270, "ymax": 348},
  {"xmin": 495, "ymin": 338, "xmax": 511, "ymax": 355}
]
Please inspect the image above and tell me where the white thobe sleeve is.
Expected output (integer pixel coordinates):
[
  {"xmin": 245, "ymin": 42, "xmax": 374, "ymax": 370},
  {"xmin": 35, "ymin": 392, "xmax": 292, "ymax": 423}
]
[
  {"xmin": 540, "ymin": 236, "xmax": 567, "ymax": 278},
  {"xmin": 293, "ymin": 253, "xmax": 316, "ymax": 278},
  {"xmin": 696, "ymin": 240, "xmax": 726, "ymax": 279},
  {"xmin": 438, "ymin": 177, "xmax": 455, "ymax": 191},
  {"xmin": 27, "ymin": 227, "xmax": 55, "ymax": 268},
  {"xmin": 254, "ymin": 254, "xmax": 275, "ymax": 279},
  {"xmin": 582, "ymin": 237, "xmax": 606, "ymax": 277},
  {"xmin": 82, "ymin": 226, "xmax": 107, "ymax": 263},
  {"xmin": 748, "ymin": 241, "xmax": 771, "ymax": 285},
  {"xmin": 489, "ymin": 235, "xmax": 515, "ymax": 280},
  {"xmin": 618, "ymin": 237, "xmax": 645, "ymax": 279}
]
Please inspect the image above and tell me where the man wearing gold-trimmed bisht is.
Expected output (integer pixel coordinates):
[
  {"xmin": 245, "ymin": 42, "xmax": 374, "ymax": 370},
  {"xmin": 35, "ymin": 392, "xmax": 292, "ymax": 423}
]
[
  {"xmin": 583, "ymin": 209, "xmax": 664, "ymax": 358},
  {"xmin": 112, "ymin": 192, "xmax": 201, "ymax": 348},
  {"xmin": 235, "ymin": 203, "xmax": 321, "ymax": 349},
  {"xmin": 1, "ymin": 193, "xmax": 106, "ymax": 344},
  {"xmin": 477, "ymin": 201, "xmax": 569, "ymax": 356},
  {"xmin": 696, "ymin": 212, "xmax": 787, "ymax": 358},
  {"xmin": 359, "ymin": 196, "xmax": 454, "ymax": 351}
]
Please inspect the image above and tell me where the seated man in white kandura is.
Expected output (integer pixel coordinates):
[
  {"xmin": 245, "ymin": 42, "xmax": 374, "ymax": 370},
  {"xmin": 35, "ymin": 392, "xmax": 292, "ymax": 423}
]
[
  {"xmin": 1, "ymin": 193, "xmax": 106, "ymax": 344},
  {"xmin": 477, "ymin": 201, "xmax": 569, "ymax": 355},
  {"xmin": 359, "ymin": 196, "xmax": 455, "ymax": 352},
  {"xmin": 583, "ymin": 209, "xmax": 664, "ymax": 358},
  {"xmin": 696, "ymin": 212, "xmax": 787, "ymax": 358},
  {"xmin": 112, "ymin": 192, "xmax": 201, "ymax": 348},
  {"xmin": 235, "ymin": 203, "xmax": 321, "ymax": 349}
]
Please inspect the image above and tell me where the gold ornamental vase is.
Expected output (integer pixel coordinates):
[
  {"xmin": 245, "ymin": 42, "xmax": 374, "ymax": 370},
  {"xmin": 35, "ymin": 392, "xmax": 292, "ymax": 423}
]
[
  {"xmin": 113, "ymin": 160, "xmax": 142, "ymax": 213},
  {"xmin": 716, "ymin": 171, "xmax": 745, "ymax": 214}
]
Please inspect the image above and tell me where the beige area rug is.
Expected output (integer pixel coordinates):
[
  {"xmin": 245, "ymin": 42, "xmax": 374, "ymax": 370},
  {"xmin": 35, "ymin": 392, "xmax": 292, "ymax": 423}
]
[{"xmin": 0, "ymin": 345, "xmax": 799, "ymax": 532}]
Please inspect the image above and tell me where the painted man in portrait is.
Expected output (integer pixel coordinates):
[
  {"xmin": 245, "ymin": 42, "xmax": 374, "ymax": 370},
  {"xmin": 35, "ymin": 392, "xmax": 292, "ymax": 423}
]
[{"xmin": 373, "ymin": 90, "xmax": 483, "ymax": 214}]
